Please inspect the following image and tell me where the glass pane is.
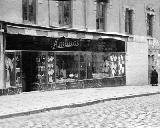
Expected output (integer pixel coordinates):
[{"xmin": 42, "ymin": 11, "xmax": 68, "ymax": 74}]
[
  {"xmin": 48, "ymin": 52, "xmax": 55, "ymax": 83},
  {"xmin": 117, "ymin": 53, "xmax": 125, "ymax": 76},
  {"xmin": 59, "ymin": 3, "xmax": 63, "ymax": 25},
  {"xmin": 97, "ymin": 2, "xmax": 105, "ymax": 30},
  {"xmin": 63, "ymin": 2, "xmax": 71, "ymax": 26},
  {"xmin": 36, "ymin": 53, "xmax": 47, "ymax": 84},
  {"xmin": 5, "ymin": 53, "xmax": 15, "ymax": 88},
  {"xmin": 85, "ymin": 53, "xmax": 93, "ymax": 79},
  {"xmin": 59, "ymin": 1, "xmax": 71, "ymax": 26},
  {"xmin": 56, "ymin": 53, "xmax": 79, "ymax": 83},
  {"xmin": 15, "ymin": 52, "xmax": 22, "ymax": 86},
  {"xmin": 92, "ymin": 52, "xmax": 109, "ymax": 79},
  {"xmin": 29, "ymin": 0, "xmax": 36, "ymax": 23},
  {"xmin": 91, "ymin": 53, "xmax": 125, "ymax": 79},
  {"xmin": 80, "ymin": 54, "xmax": 87, "ymax": 80},
  {"xmin": 23, "ymin": 0, "xmax": 28, "ymax": 20}
]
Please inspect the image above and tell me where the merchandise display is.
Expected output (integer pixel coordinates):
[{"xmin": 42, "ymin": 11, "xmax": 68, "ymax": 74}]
[
  {"xmin": 36, "ymin": 54, "xmax": 47, "ymax": 84},
  {"xmin": 15, "ymin": 54, "xmax": 22, "ymax": 86},
  {"xmin": 47, "ymin": 54, "xmax": 55, "ymax": 83}
]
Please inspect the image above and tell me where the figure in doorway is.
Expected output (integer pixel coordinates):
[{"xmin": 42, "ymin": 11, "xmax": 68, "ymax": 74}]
[
  {"xmin": 5, "ymin": 55, "xmax": 14, "ymax": 88},
  {"xmin": 151, "ymin": 66, "xmax": 158, "ymax": 86}
]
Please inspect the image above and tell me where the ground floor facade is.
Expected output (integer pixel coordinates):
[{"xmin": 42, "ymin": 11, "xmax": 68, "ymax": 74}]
[
  {"xmin": 0, "ymin": 22, "xmax": 159, "ymax": 95},
  {"xmin": 0, "ymin": 22, "xmax": 127, "ymax": 95}
]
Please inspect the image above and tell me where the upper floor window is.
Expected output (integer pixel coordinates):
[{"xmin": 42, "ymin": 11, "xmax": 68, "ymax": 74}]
[
  {"xmin": 22, "ymin": 0, "xmax": 36, "ymax": 24},
  {"xmin": 125, "ymin": 8, "xmax": 133, "ymax": 34},
  {"xmin": 147, "ymin": 14, "xmax": 154, "ymax": 36},
  {"xmin": 59, "ymin": 1, "xmax": 72, "ymax": 27},
  {"xmin": 96, "ymin": 1, "xmax": 106, "ymax": 31}
]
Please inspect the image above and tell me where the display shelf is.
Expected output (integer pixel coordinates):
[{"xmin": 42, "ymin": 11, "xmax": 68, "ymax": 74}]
[{"xmin": 36, "ymin": 54, "xmax": 47, "ymax": 84}]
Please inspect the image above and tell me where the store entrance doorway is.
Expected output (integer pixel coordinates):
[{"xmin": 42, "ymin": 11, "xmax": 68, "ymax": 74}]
[{"xmin": 22, "ymin": 51, "xmax": 38, "ymax": 92}]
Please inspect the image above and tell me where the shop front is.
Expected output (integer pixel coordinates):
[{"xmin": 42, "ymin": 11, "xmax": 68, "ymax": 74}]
[{"xmin": 4, "ymin": 32, "xmax": 126, "ymax": 94}]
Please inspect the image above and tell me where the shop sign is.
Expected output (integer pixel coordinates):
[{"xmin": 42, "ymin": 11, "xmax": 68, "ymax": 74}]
[{"xmin": 50, "ymin": 38, "xmax": 80, "ymax": 50}]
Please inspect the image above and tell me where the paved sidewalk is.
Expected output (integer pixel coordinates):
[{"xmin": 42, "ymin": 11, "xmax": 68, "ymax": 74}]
[{"xmin": 0, "ymin": 85, "xmax": 160, "ymax": 119}]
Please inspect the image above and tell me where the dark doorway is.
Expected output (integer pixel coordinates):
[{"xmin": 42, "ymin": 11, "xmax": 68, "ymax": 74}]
[{"xmin": 22, "ymin": 52, "xmax": 38, "ymax": 92}]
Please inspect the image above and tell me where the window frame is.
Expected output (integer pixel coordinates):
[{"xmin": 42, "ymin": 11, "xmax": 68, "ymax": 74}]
[
  {"xmin": 125, "ymin": 8, "xmax": 133, "ymax": 34},
  {"xmin": 147, "ymin": 13, "xmax": 154, "ymax": 37},
  {"xmin": 58, "ymin": 1, "xmax": 72, "ymax": 27},
  {"xmin": 96, "ymin": 1, "xmax": 106, "ymax": 31},
  {"xmin": 22, "ymin": 0, "xmax": 37, "ymax": 24}
]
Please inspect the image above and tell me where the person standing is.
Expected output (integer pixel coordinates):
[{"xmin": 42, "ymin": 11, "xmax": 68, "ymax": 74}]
[{"xmin": 151, "ymin": 67, "xmax": 158, "ymax": 86}]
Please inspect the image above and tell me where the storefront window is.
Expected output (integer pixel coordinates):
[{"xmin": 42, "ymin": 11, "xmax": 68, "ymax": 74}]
[
  {"xmin": 48, "ymin": 53, "xmax": 55, "ymax": 83},
  {"xmin": 55, "ymin": 52, "xmax": 79, "ymax": 83},
  {"xmin": 15, "ymin": 52, "xmax": 22, "ymax": 86},
  {"xmin": 91, "ymin": 52, "xmax": 125, "ymax": 79},
  {"xmin": 36, "ymin": 53, "xmax": 47, "ymax": 84},
  {"xmin": 80, "ymin": 54, "xmax": 87, "ymax": 80},
  {"xmin": 5, "ymin": 53, "xmax": 15, "ymax": 88},
  {"xmin": 92, "ymin": 52, "xmax": 108, "ymax": 79},
  {"xmin": 5, "ymin": 52, "xmax": 22, "ymax": 88}
]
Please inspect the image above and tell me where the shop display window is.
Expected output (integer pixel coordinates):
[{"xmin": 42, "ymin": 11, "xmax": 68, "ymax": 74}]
[
  {"xmin": 48, "ymin": 53, "xmax": 55, "ymax": 83},
  {"xmin": 36, "ymin": 53, "xmax": 47, "ymax": 84},
  {"xmin": 15, "ymin": 52, "xmax": 22, "ymax": 86},
  {"xmin": 80, "ymin": 54, "xmax": 87, "ymax": 80},
  {"xmin": 92, "ymin": 52, "xmax": 109, "ymax": 79},
  {"xmin": 5, "ymin": 52, "xmax": 22, "ymax": 88},
  {"xmin": 55, "ymin": 52, "xmax": 79, "ymax": 83},
  {"xmin": 91, "ymin": 52, "xmax": 125, "ymax": 79}
]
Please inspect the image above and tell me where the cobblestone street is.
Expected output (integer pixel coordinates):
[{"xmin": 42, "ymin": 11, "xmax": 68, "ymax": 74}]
[{"xmin": 1, "ymin": 94, "xmax": 160, "ymax": 128}]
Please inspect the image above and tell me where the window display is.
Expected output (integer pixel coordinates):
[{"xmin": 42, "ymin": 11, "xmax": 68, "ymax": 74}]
[
  {"xmin": 48, "ymin": 53, "xmax": 55, "ymax": 83},
  {"xmin": 15, "ymin": 52, "xmax": 22, "ymax": 86},
  {"xmin": 5, "ymin": 50, "xmax": 125, "ymax": 90},
  {"xmin": 5, "ymin": 53, "xmax": 14, "ymax": 88},
  {"xmin": 55, "ymin": 53, "xmax": 79, "ymax": 83},
  {"xmin": 92, "ymin": 52, "xmax": 109, "ymax": 79},
  {"xmin": 5, "ymin": 52, "xmax": 22, "ymax": 88},
  {"xmin": 91, "ymin": 52, "xmax": 125, "ymax": 79},
  {"xmin": 36, "ymin": 53, "xmax": 47, "ymax": 84},
  {"xmin": 80, "ymin": 54, "xmax": 87, "ymax": 80}
]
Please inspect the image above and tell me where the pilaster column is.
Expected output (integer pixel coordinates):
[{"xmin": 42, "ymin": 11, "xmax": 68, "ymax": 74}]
[{"xmin": 0, "ymin": 31, "xmax": 5, "ymax": 89}]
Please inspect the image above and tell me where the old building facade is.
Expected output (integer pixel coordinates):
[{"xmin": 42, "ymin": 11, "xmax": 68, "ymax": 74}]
[{"xmin": 0, "ymin": 0, "xmax": 160, "ymax": 95}]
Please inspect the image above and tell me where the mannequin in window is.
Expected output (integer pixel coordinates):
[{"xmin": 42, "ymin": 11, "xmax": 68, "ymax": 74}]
[{"xmin": 5, "ymin": 56, "xmax": 13, "ymax": 88}]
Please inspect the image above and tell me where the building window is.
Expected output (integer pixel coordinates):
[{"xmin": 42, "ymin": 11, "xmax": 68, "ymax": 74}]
[
  {"xmin": 147, "ymin": 14, "xmax": 154, "ymax": 36},
  {"xmin": 22, "ymin": 0, "xmax": 36, "ymax": 24},
  {"xmin": 96, "ymin": 1, "xmax": 105, "ymax": 31},
  {"xmin": 125, "ymin": 8, "xmax": 133, "ymax": 34},
  {"xmin": 59, "ymin": 1, "xmax": 72, "ymax": 27}
]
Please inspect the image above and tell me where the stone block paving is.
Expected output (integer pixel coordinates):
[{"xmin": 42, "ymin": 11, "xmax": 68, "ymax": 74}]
[
  {"xmin": 1, "ymin": 92, "xmax": 160, "ymax": 127},
  {"xmin": 0, "ymin": 85, "xmax": 160, "ymax": 118}
]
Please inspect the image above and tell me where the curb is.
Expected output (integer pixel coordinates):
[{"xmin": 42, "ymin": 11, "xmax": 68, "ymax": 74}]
[{"xmin": 0, "ymin": 92, "xmax": 160, "ymax": 119}]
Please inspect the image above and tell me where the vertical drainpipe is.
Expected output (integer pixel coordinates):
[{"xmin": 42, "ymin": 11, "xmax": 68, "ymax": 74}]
[
  {"xmin": 119, "ymin": 0, "xmax": 121, "ymax": 33},
  {"xmin": 48, "ymin": 0, "xmax": 51, "ymax": 26},
  {"xmin": 84, "ymin": 0, "xmax": 87, "ymax": 29}
]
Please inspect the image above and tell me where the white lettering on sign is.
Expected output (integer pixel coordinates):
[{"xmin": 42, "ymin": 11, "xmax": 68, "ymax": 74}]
[{"xmin": 51, "ymin": 39, "xmax": 79, "ymax": 50}]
